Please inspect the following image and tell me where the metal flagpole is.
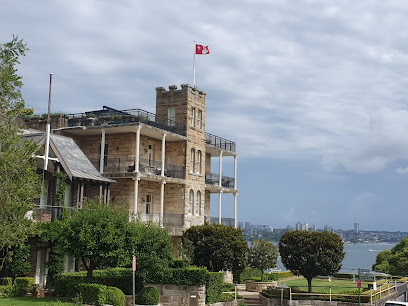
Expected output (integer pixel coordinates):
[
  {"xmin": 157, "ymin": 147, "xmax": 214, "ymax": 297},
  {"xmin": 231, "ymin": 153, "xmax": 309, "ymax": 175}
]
[
  {"xmin": 193, "ymin": 41, "xmax": 196, "ymax": 88},
  {"xmin": 44, "ymin": 73, "xmax": 53, "ymax": 171}
]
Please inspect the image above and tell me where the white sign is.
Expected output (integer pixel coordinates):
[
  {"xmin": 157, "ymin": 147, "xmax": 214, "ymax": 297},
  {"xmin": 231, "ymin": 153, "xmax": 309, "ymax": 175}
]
[{"xmin": 373, "ymin": 282, "xmax": 377, "ymax": 291}]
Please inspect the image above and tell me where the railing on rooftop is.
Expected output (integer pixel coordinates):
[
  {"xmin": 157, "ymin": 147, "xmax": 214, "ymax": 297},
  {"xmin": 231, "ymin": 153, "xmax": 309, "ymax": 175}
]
[
  {"xmin": 205, "ymin": 173, "xmax": 235, "ymax": 189},
  {"xmin": 91, "ymin": 157, "xmax": 185, "ymax": 179},
  {"xmin": 67, "ymin": 106, "xmax": 187, "ymax": 136},
  {"xmin": 205, "ymin": 132, "xmax": 236, "ymax": 153}
]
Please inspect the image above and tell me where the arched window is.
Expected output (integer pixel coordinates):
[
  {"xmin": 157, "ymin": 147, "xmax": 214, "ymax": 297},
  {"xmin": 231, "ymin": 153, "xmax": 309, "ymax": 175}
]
[
  {"xmin": 196, "ymin": 191, "xmax": 201, "ymax": 215},
  {"xmin": 189, "ymin": 189, "xmax": 194, "ymax": 215},
  {"xmin": 190, "ymin": 149, "xmax": 195, "ymax": 173},
  {"xmin": 197, "ymin": 150, "xmax": 202, "ymax": 174}
]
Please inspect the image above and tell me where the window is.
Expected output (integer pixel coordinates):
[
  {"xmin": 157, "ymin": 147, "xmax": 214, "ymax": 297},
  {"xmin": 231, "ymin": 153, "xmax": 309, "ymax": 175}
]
[
  {"xmin": 189, "ymin": 189, "xmax": 194, "ymax": 215},
  {"xmin": 40, "ymin": 179, "xmax": 49, "ymax": 208},
  {"xmin": 145, "ymin": 193, "xmax": 151, "ymax": 214},
  {"xmin": 190, "ymin": 149, "xmax": 195, "ymax": 173},
  {"xmin": 197, "ymin": 110, "xmax": 202, "ymax": 129},
  {"xmin": 191, "ymin": 108, "xmax": 196, "ymax": 126},
  {"xmin": 168, "ymin": 107, "xmax": 176, "ymax": 126},
  {"xmin": 196, "ymin": 191, "xmax": 201, "ymax": 215},
  {"xmin": 197, "ymin": 150, "xmax": 202, "ymax": 174}
]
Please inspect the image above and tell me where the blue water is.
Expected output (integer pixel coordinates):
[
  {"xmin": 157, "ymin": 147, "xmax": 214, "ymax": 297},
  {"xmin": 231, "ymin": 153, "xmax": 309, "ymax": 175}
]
[{"xmin": 276, "ymin": 243, "xmax": 395, "ymax": 273}]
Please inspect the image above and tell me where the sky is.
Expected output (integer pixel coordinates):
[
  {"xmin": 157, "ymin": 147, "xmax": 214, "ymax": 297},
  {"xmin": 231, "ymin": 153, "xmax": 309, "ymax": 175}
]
[{"xmin": 2, "ymin": 0, "xmax": 408, "ymax": 231}]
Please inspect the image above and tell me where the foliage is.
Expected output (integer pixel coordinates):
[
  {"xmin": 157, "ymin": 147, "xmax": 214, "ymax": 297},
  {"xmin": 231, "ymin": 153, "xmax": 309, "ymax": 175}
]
[
  {"xmin": 373, "ymin": 236, "xmax": 408, "ymax": 275},
  {"xmin": 206, "ymin": 272, "xmax": 224, "ymax": 304},
  {"xmin": 52, "ymin": 172, "xmax": 68, "ymax": 206},
  {"xmin": 136, "ymin": 286, "xmax": 160, "ymax": 305},
  {"xmin": 182, "ymin": 222, "xmax": 248, "ymax": 274},
  {"xmin": 248, "ymin": 239, "xmax": 279, "ymax": 281},
  {"xmin": 7, "ymin": 244, "xmax": 31, "ymax": 277},
  {"xmin": 0, "ymin": 35, "xmax": 40, "ymax": 274},
  {"xmin": 11, "ymin": 277, "xmax": 34, "ymax": 297},
  {"xmin": 37, "ymin": 221, "xmax": 66, "ymax": 287},
  {"xmin": 77, "ymin": 283, "xmax": 125, "ymax": 306},
  {"xmin": 279, "ymin": 230, "xmax": 345, "ymax": 293},
  {"xmin": 239, "ymin": 267, "xmax": 279, "ymax": 283}
]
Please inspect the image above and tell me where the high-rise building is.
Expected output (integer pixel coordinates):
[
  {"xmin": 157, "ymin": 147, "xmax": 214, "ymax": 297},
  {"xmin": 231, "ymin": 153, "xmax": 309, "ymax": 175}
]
[
  {"xmin": 354, "ymin": 222, "xmax": 360, "ymax": 234},
  {"xmin": 295, "ymin": 222, "xmax": 302, "ymax": 230}
]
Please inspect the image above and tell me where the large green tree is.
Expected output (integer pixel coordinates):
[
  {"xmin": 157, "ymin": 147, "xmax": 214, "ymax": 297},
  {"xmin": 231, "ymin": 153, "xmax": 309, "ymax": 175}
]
[
  {"xmin": 373, "ymin": 236, "xmax": 408, "ymax": 275},
  {"xmin": 279, "ymin": 230, "xmax": 345, "ymax": 292},
  {"xmin": 0, "ymin": 35, "xmax": 40, "ymax": 273},
  {"xmin": 248, "ymin": 239, "xmax": 278, "ymax": 281},
  {"xmin": 182, "ymin": 223, "xmax": 248, "ymax": 275},
  {"xmin": 59, "ymin": 199, "xmax": 173, "ymax": 280}
]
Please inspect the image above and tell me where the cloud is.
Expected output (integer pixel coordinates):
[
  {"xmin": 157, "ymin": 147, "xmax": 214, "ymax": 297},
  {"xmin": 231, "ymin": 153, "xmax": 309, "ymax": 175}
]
[{"xmin": 395, "ymin": 167, "xmax": 408, "ymax": 174}]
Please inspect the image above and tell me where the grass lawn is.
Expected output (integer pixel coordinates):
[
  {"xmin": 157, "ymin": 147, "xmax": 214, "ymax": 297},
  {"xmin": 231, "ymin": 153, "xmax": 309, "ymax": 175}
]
[
  {"xmin": 0, "ymin": 296, "xmax": 75, "ymax": 305},
  {"xmin": 281, "ymin": 277, "xmax": 372, "ymax": 294}
]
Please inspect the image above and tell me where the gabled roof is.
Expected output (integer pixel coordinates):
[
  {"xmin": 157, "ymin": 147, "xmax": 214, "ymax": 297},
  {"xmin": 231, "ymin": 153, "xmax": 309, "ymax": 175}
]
[{"xmin": 23, "ymin": 129, "xmax": 115, "ymax": 184}]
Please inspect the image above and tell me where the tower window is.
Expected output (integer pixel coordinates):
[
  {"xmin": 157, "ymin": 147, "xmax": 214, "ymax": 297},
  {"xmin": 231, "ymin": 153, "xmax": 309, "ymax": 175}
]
[
  {"xmin": 190, "ymin": 149, "xmax": 195, "ymax": 173},
  {"xmin": 189, "ymin": 189, "xmax": 194, "ymax": 215},
  {"xmin": 197, "ymin": 110, "xmax": 202, "ymax": 129},
  {"xmin": 191, "ymin": 108, "xmax": 196, "ymax": 127}
]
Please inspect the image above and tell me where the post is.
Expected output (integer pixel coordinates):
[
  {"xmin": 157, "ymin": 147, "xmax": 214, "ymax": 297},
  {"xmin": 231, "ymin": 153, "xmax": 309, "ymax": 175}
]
[
  {"xmin": 281, "ymin": 289, "xmax": 283, "ymax": 306},
  {"xmin": 234, "ymin": 283, "xmax": 237, "ymax": 302},
  {"xmin": 289, "ymin": 287, "xmax": 292, "ymax": 301},
  {"xmin": 330, "ymin": 287, "xmax": 332, "ymax": 301},
  {"xmin": 358, "ymin": 268, "xmax": 361, "ymax": 306},
  {"xmin": 132, "ymin": 253, "xmax": 136, "ymax": 306}
]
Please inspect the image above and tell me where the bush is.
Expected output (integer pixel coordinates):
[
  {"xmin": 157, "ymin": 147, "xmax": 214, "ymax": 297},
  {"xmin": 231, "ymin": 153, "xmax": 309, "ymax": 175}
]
[
  {"xmin": 12, "ymin": 277, "xmax": 34, "ymax": 297},
  {"xmin": 54, "ymin": 273, "xmax": 87, "ymax": 297},
  {"xmin": 170, "ymin": 258, "xmax": 189, "ymax": 269},
  {"xmin": 269, "ymin": 271, "xmax": 294, "ymax": 280},
  {"xmin": 239, "ymin": 267, "xmax": 261, "ymax": 283},
  {"xmin": 136, "ymin": 286, "xmax": 160, "ymax": 305},
  {"xmin": 106, "ymin": 286, "xmax": 126, "ymax": 306},
  {"xmin": 78, "ymin": 283, "xmax": 107, "ymax": 306},
  {"xmin": 206, "ymin": 272, "xmax": 224, "ymax": 304}
]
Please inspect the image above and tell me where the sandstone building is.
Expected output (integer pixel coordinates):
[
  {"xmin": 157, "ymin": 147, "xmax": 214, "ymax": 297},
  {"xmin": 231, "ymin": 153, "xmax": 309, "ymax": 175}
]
[{"xmin": 33, "ymin": 84, "xmax": 238, "ymax": 254}]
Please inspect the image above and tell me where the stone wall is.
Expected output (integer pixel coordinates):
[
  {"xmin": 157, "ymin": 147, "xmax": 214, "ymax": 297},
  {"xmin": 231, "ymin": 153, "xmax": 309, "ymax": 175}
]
[{"xmin": 146, "ymin": 283, "xmax": 206, "ymax": 306}]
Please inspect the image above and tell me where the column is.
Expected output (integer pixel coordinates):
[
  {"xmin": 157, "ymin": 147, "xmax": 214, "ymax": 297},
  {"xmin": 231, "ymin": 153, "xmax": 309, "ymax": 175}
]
[
  {"xmin": 107, "ymin": 186, "xmax": 110, "ymax": 205},
  {"xmin": 99, "ymin": 129, "xmax": 106, "ymax": 174},
  {"xmin": 161, "ymin": 133, "xmax": 166, "ymax": 176},
  {"xmin": 234, "ymin": 155, "xmax": 237, "ymax": 189},
  {"xmin": 218, "ymin": 151, "xmax": 223, "ymax": 186},
  {"xmin": 133, "ymin": 178, "xmax": 140, "ymax": 218},
  {"xmin": 79, "ymin": 182, "xmax": 84, "ymax": 209},
  {"xmin": 234, "ymin": 192, "xmax": 238, "ymax": 228},
  {"xmin": 134, "ymin": 126, "xmax": 141, "ymax": 173},
  {"xmin": 218, "ymin": 191, "xmax": 223, "ymax": 224},
  {"xmin": 160, "ymin": 181, "xmax": 166, "ymax": 227}
]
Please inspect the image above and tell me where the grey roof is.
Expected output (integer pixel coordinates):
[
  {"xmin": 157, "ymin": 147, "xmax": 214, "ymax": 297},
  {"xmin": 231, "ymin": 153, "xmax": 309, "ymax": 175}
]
[{"xmin": 23, "ymin": 129, "xmax": 115, "ymax": 184}]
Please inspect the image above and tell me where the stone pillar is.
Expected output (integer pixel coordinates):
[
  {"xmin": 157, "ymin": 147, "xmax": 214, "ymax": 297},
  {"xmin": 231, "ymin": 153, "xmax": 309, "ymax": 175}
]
[
  {"xmin": 160, "ymin": 181, "xmax": 166, "ymax": 227},
  {"xmin": 219, "ymin": 151, "xmax": 223, "ymax": 186},
  {"xmin": 99, "ymin": 129, "xmax": 106, "ymax": 174},
  {"xmin": 133, "ymin": 178, "xmax": 140, "ymax": 217},
  {"xmin": 161, "ymin": 133, "xmax": 166, "ymax": 176},
  {"xmin": 218, "ymin": 191, "xmax": 223, "ymax": 224},
  {"xmin": 234, "ymin": 192, "xmax": 238, "ymax": 228},
  {"xmin": 134, "ymin": 126, "xmax": 141, "ymax": 173}
]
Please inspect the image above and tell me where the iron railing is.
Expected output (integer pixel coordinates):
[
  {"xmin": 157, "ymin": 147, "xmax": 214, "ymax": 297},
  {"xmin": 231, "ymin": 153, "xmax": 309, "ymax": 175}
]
[
  {"xmin": 205, "ymin": 132, "xmax": 236, "ymax": 153},
  {"xmin": 91, "ymin": 157, "xmax": 185, "ymax": 179},
  {"xmin": 138, "ymin": 213, "xmax": 184, "ymax": 227},
  {"xmin": 33, "ymin": 205, "xmax": 76, "ymax": 222},
  {"xmin": 67, "ymin": 106, "xmax": 187, "ymax": 136},
  {"xmin": 205, "ymin": 173, "xmax": 235, "ymax": 188}
]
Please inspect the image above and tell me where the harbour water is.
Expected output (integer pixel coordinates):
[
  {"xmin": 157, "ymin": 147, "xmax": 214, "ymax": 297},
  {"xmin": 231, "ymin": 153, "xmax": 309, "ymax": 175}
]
[{"xmin": 276, "ymin": 243, "xmax": 395, "ymax": 273}]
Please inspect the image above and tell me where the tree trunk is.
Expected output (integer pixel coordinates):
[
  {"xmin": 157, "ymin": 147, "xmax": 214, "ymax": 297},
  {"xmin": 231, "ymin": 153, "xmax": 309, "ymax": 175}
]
[
  {"xmin": 307, "ymin": 277, "xmax": 313, "ymax": 293},
  {"xmin": 261, "ymin": 270, "xmax": 264, "ymax": 281}
]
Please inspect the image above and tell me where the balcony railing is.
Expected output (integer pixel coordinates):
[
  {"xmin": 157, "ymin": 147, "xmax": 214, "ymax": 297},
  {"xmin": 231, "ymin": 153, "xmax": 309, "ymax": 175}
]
[
  {"xmin": 138, "ymin": 213, "xmax": 184, "ymax": 227},
  {"xmin": 205, "ymin": 132, "xmax": 236, "ymax": 153},
  {"xmin": 205, "ymin": 173, "xmax": 235, "ymax": 189},
  {"xmin": 91, "ymin": 157, "xmax": 185, "ymax": 179},
  {"xmin": 204, "ymin": 216, "xmax": 235, "ymax": 226},
  {"xmin": 67, "ymin": 106, "xmax": 186, "ymax": 136},
  {"xmin": 33, "ymin": 205, "xmax": 76, "ymax": 222}
]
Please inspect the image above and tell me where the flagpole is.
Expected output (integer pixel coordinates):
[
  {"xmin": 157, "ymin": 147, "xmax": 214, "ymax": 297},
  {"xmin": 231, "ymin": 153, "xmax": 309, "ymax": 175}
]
[
  {"xmin": 193, "ymin": 41, "xmax": 196, "ymax": 88},
  {"xmin": 44, "ymin": 73, "xmax": 53, "ymax": 171}
]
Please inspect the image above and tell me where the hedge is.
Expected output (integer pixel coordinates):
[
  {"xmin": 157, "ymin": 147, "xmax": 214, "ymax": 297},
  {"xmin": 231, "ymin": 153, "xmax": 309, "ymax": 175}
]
[
  {"xmin": 206, "ymin": 272, "xmax": 224, "ymax": 304},
  {"xmin": 77, "ymin": 283, "xmax": 125, "ymax": 306},
  {"xmin": 136, "ymin": 286, "xmax": 160, "ymax": 305},
  {"xmin": 12, "ymin": 277, "xmax": 35, "ymax": 297}
]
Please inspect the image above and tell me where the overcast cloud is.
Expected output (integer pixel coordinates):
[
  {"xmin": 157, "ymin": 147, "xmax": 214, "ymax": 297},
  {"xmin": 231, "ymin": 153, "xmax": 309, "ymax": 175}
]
[{"xmin": 2, "ymin": 0, "xmax": 408, "ymax": 231}]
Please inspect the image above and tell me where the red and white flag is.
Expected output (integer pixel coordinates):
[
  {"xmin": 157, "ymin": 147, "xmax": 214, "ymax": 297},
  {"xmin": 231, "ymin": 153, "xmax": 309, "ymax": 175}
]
[{"xmin": 195, "ymin": 44, "xmax": 210, "ymax": 55}]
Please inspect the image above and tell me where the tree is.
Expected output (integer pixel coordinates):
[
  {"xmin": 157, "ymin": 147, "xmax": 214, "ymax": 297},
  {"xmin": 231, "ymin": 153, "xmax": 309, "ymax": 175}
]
[
  {"xmin": 0, "ymin": 35, "xmax": 40, "ymax": 273},
  {"xmin": 59, "ymin": 199, "xmax": 173, "ymax": 281},
  {"xmin": 182, "ymin": 223, "xmax": 248, "ymax": 274},
  {"xmin": 248, "ymin": 239, "xmax": 278, "ymax": 281},
  {"xmin": 279, "ymin": 230, "xmax": 345, "ymax": 292},
  {"xmin": 373, "ymin": 236, "xmax": 408, "ymax": 275}
]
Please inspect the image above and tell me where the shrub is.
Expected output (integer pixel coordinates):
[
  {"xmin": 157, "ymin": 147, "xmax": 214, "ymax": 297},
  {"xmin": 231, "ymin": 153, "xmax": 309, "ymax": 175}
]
[
  {"xmin": 54, "ymin": 273, "xmax": 87, "ymax": 297},
  {"xmin": 167, "ymin": 267, "xmax": 208, "ymax": 285},
  {"xmin": 136, "ymin": 286, "xmax": 160, "ymax": 305},
  {"xmin": 206, "ymin": 272, "xmax": 224, "ymax": 304},
  {"xmin": 239, "ymin": 267, "xmax": 261, "ymax": 283},
  {"xmin": 78, "ymin": 283, "xmax": 107, "ymax": 306},
  {"xmin": 105, "ymin": 286, "xmax": 125, "ymax": 306},
  {"xmin": 12, "ymin": 277, "xmax": 34, "ymax": 296},
  {"xmin": 170, "ymin": 258, "xmax": 190, "ymax": 269}
]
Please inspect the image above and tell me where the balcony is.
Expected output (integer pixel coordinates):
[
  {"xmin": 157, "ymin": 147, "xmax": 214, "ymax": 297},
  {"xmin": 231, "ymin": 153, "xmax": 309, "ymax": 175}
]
[
  {"xmin": 138, "ymin": 213, "xmax": 184, "ymax": 227},
  {"xmin": 205, "ymin": 133, "xmax": 236, "ymax": 153},
  {"xmin": 33, "ymin": 205, "xmax": 76, "ymax": 222},
  {"xmin": 91, "ymin": 157, "xmax": 185, "ymax": 179},
  {"xmin": 67, "ymin": 106, "xmax": 186, "ymax": 137},
  {"xmin": 205, "ymin": 173, "xmax": 235, "ymax": 189}
]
